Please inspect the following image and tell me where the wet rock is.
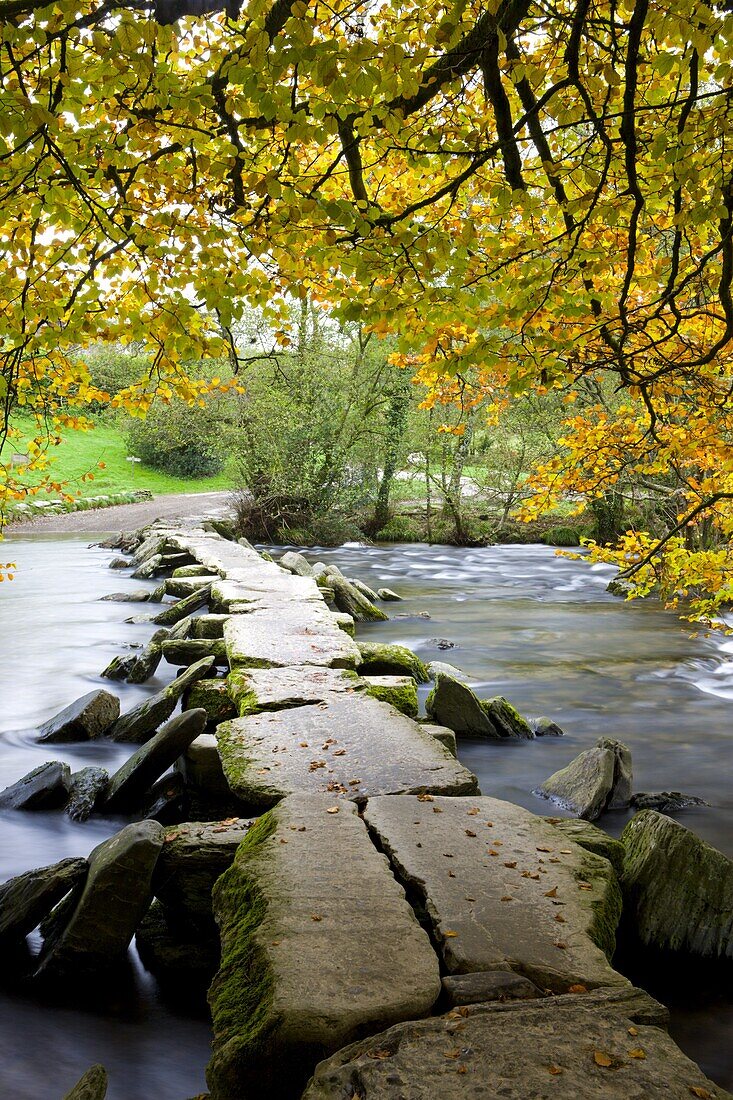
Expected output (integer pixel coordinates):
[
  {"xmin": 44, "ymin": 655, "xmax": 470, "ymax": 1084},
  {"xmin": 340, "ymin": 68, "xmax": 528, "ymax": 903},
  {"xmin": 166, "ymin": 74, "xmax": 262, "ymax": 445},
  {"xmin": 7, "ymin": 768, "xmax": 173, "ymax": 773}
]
[
  {"xmin": 62, "ymin": 1064, "xmax": 108, "ymax": 1100},
  {"xmin": 66, "ymin": 767, "xmax": 109, "ymax": 822},
  {"xmin": 150, "ymin": 585, "xmax": 211, "ymax": 626},
  {"xmin": 536, "ymin": 738, "xmax": 633, "ymax": 820},
  {"xmin": 207, "ymin": 795, "xmax": 441, "ymax": 1100},
  {"xmin": 441, "ymin": 970, "xmax": 542, "ymax": 1007},
  {"xmin": 631, "ymin": 791, "xmax": 709, "ymax": 813},
  {"xmin": 126, "ymin": 629, "xmax": 168, "ymax": 684},
  {"xmin": 349, "ymin": 577, "xmax": 379, "ymax": 602},
  {"xmin": 607, "ymin": 576, "xmax": 635, "ymax": 598},
  {"xmin": 131, "ymin": 554, "xmax": 166, "ymax": 580},
  {"xmin": 228, "ymin": 665, "xmax": 362, "ymax": 716},
  {"xmin": 330, "ymin": 576, "xmax": 389, "ymax": 623},
  {"xmin": 534, "ymin": 715, "xmax": 565, "ymax": 737},
  {"xmin": 426, "ymin": 660, "xmax": 467, "ymax": 682},
  {"xmin": 175, "ymin": 734, "xmax": 233, "ymax": 809},
  {"xmin": 0, "ymin": 858, "xmax": 88, "ymax": 942},
  {"xmin": 429, "ymin": 637, "xmax": 456, "ymax": 650},
  {"xmin": 100, "ymin": 653, "xmax": 137, "ymax": 681},
  {"xmin": 191, "ymin": 614, "xmax": 230, "ymax": 639},
  {"xmin": 278, "ymin": 550, "xmax": 316, "ymax": 577},
  {"xmin": 161, "ymin": 638, "xmax": 229, "ymax": 668},
  {"xmin": 172, "ymin": 563, "xmax": 213, "ymax": 578},
  {"xmin": 142, "ymin": 772, "xmax": 186, "ymax": 825},
  {"xmin": 37, "ymin": 820, "xmax": 165, "ymax": 979},
  {"xmin": 424, "ymin": 673, "xmax": 498, "ymax": 738},
  {"xmin": 164, "ymin": 576, "xmax": 220, "ymax": 599},
  {"xmin": 377, "ymin": 587, "xmax": 402, "ymax": 601},
  {"xmin": 621, "ymin": 810, "xmax": 733, "ymax": 958},
  {"xmin": 153, "ymin": 818, "xmax": 254, "ymax": 922},
  {"xmin": 136, "ymin": 900, "xmax": 220, "ymax": 982},
  {"xmin": 108, "ymin": 557, "xmax": 130, "ymax": 570},
  {"xmin": 363, "ymin": 675, "xmax": 418, "ymax": 718},
  {"xmin": 546, "ymin": 817, "xmax": 626, "ymax": 875},
  {"xmin": 331, "ymin": 611, "xmax": 354, "ymax": 636},
  {"xmin": 131, "ymin": 533, "xmax": 172, "ymax": 567},
  {"xmin": 38, "ymin": 690, "xmax": 120, "ymax": 743},
  {"xmin": 100, "ymin": 590, "xmax": 151, "ymax": 602},
  {"xmin": 363, "ymin": 795, "xmax": 625, "ymax": 992},
  {"xmin": 418, "ymin": 723, "xmax": 457, "ymax": 757},
  {"xmin": 109, "ymin": 655, "xmax": 216, "ymax": 743},
  {"xmin": 0, "ymin": 761, "xmax": 71, "ymax": 810},
  {"xmin": 104, "ymin": 709, "xmax": 207, "ymax": 812},
  {"xmin": 357, "ymin": 641, "xmax": 429, "ymax": 683},
  {"xmin": 301, "ymin": 987, "xmax": 726, "ymax": 1100},
  {"xmin": 484, "ymin": 696, "xmax": 534, "ymax": 740},
  {"xmin": 216, "ymin": 694, "xmax": 478, "ymax": 811}
]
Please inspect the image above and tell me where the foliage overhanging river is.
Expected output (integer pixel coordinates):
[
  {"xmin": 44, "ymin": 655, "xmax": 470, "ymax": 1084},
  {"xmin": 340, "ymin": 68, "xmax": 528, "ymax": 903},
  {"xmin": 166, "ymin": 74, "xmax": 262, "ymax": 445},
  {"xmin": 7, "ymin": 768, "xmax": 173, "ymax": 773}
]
[{"xmin": 1, "ymin": 533, "xmax": 732, "ymax": 1098}]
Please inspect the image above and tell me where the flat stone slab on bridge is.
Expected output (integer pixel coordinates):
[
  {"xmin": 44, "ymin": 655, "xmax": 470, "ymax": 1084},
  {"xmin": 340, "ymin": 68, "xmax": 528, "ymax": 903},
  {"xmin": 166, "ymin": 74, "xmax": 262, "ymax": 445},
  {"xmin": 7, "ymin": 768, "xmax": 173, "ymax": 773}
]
[
  {"xmin": 207, "ymin": 794, "xmax": 441, "ymax": 1100},
  {"xmin": 224, "ymin": 606, "xmax": 361, "ymax": 670},
  {"xmin": 302, "ymin": 985, "xmax": 732, "ymax": 1100},
  {"xmin": 363, "ymin": 795, "xmax": 624, "ymax": 993},
  {"xmin": 216, "ymin": 696, "xmax": 478, "ymax": 810},
  {"xmin": 228, "ymin": 666, "xmax": 365, "ymax": 715}
]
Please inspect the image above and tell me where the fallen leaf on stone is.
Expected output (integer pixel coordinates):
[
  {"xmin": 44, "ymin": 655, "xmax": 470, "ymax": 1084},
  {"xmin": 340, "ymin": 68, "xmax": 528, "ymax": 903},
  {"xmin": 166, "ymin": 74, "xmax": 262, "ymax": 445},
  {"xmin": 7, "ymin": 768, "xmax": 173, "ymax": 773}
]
[
  {"xmin": 593, "ymin": 1051, "xmax": 613, "ymax": 1067},
  {"xmin": 504, "ymin": 861, "xmax": 517, "ymax": 868},
  {"xmin": 448, "ymin": 870, "xmax": 455, "ymax": 877},
  {"xmin": 326, "ymin": 806, "xmax": 340, "ymax": 814},
  {"xmin": 456, "ymin": 1065, "xmax": 468, "ymax": 1075},
  {"xmin": 629, "ymin": 1049, "xmax": 646, "ymax": 1059},
  {"xmin": 546, "ymin": 817, "xmax": 563, "ymax": 824},
  {"xmin": 332, "ymin": 749, "xmax": 347, "ymax": 756},
  {"xmin": 444, "ymin": 1050, "xmax": 462, "ymax": 1059},
  {"xmin": 311, "ymin": 914, "xmax": 322, "ymax": 922},
  {"xmin": 578, "ymin": 882, "xmax": 593, "ymax": 890},
  {"xmin": 488, "ymin": 849, "xmax": 499, "ymax": 856},
  {"xmin": 628, "ymin": 1026, "xmax": 638, "ymax": 1036},
  {"xmin": 443, "ymin": 852, "xmax": 454, "ymax": 858},
  {"xmin": 465, "ymin": 896, "xmax": 476, "ymax": 901},
  {"xmin": 279, "ymin": 838, "xmax": 288, "ymax": 844},
  {"xmin": 544, "ymin": 886, "xmax": 558, "ymax": 897},
  {"xmin": 467, "ymin": 808, "xmax": 479, "ymax": 816},
  {"xmin": 549, "ymin": 857, "xmax": 561, "ymax": 863},
  {"xmin": 465, "ymin": 829, "xmax": 476, "ymax": 837},
  {"xmin": 299, "ymin": 742, "xmax": 309, "ymax": 747},
  {"xmin": 548, "ymin": 1065, "xmax": 563, "ymax": 1075},
  {"xmin": 560, "ymin": 849, "xmax": 573, "ymax": 855},
  {"xmin": 433, "ymin": 806, "xmax": 443, "ymax": 814},
  {"xmin": 554, "ymin": 942, "xmax": 567, "ymax": 950},
  {"xmin": 418, "ymin": 794, "xmax": 434, "ymax": 802},
  {"xmin": 444, "ymin": 930, "xmax": 459, "ymax": 937},
  {"xmin": 569, "ymin": 984, "xmax": 588, "ymax": 993},
  {"xmin": 348, "ymin": 778, "xmax": 362, "ymax": 785},
  {"xmin": 554, "ymin": 914, "xmax": 566, "ymax": 923},
  {"xmin": 484, "ymin": 821, "xmax": 494, "ymax": 827},
  {"xmin": 500, "ymin": 895, "xmax": 513, "ymax": 902},
  {"xmin": 689, "ymin": 1088, "xmax": 713, "ymax": 1099},
  {"xmin": 366, "ymin": 1049, "xmax": 392, "ymax": 1060},
  {"xmin": 536, "ymin": 845, "xmax": 553, "ymax": 852}
]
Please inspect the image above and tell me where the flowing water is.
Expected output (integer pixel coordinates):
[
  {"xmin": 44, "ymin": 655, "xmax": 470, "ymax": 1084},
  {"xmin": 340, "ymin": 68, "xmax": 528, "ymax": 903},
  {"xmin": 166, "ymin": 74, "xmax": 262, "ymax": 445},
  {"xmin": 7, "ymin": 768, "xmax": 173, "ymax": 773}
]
[{"xmin": 1, "ymin": 533, "xmax": 732, "ymax": 1097}]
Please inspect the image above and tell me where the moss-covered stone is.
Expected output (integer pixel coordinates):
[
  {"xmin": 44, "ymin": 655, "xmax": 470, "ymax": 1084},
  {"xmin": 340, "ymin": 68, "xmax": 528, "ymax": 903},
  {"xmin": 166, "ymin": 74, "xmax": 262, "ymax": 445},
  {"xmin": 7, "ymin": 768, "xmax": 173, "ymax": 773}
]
[
  {"xmin": 546, "ymin": 818, "xmax": 626, "ymax": 875},
  {"xmin": 185, "ymin": 679, "xmax": 237, "ymax": 724},
  {"xmin": 481, "ymin": 697, "xmax": 534, "ymax": 740},
  {"xmin": 621, "ymin": 810, "xmax": 733, "ymax": 958},
  {"xmin": 357, "ymin": 641, "xmax": 429, "ymax": 684},
  {"xmin": 363, "ymin": 675, "xmax": 418, "ymax": 718}
]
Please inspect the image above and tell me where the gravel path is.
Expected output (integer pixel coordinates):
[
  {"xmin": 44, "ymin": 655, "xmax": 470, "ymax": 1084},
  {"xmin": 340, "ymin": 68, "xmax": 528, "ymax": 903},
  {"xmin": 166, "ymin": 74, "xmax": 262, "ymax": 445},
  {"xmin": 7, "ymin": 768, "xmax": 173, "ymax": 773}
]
[{"xmin": 4, "ymin": 491, "xmax": 234, "ymax": 536}]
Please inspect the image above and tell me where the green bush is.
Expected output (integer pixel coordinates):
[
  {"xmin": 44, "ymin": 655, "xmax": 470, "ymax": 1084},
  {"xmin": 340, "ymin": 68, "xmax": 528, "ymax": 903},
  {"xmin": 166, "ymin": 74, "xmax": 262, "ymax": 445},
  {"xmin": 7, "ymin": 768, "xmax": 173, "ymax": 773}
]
[
  {"xmin": 374, "ymin": 515, "xmax": 426, "ymax": 542},
  {"xmin": 125, "ymin": 397, "xmax": 229, "ymax": 479},
  {"xmin": 541, "ymin": 525, "xmax": 582, "ymax": 547}
]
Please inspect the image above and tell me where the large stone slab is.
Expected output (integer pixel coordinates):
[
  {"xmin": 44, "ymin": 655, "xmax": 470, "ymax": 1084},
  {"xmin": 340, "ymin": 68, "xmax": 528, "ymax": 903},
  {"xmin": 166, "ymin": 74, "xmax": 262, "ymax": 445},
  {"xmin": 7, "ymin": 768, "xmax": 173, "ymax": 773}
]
[
  {"xmin": 363, "ymin": 795, "xmax": 624, "ymax": 992},
  {"xmin": 224, "ymin": 606, "xmax": 360, "ymax": 670},
  {"xmin": 38, "ymin": 690, "xmax": 120, "ymax": 743},
  {"xmin": 227, "ymin": 666, "xmax": 364, "ymax": 716},
  {"xmin": 302, "ymin": 986, "xmax": 732, "ymax": 1100},
  {"xmin": 621, "ymin": 809, "xmax": 733, "ymax": 958},
  {"xmin": 216, "ymin": 696, "xmax": 478, "ymax": 811},
  {"xmin": 37, "ymin": 821, "xmax": 164, "ymax": 979},
  {"xmin": 207, "ymin": 795, "xmax": 441, "ymax": 1100}
]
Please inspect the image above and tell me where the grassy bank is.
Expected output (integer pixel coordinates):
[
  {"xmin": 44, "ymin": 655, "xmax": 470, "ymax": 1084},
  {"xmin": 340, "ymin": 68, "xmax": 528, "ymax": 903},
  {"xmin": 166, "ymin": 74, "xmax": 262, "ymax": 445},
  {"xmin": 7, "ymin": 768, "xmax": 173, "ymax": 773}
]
[{"xmin": 8, "ymin": 417, "xmax": 234, "ymax": 497}]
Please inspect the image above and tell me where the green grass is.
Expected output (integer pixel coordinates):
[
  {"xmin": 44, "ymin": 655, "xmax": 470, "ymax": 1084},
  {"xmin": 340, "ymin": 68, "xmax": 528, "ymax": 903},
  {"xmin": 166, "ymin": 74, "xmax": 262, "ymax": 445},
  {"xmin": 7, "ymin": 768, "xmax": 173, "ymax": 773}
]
[{"xmin": 9, "ymin": 416, "xmax": 235, "ymax": 497}]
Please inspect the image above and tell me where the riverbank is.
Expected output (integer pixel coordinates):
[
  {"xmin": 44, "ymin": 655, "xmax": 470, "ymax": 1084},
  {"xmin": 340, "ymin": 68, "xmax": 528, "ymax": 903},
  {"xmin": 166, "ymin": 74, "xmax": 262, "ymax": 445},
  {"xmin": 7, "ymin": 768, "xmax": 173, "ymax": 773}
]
[
  {"xmin": 3, "ymin": 491, "xmax": 233, "ymax": 535},
  {"xmin": 1, "ymin": 522, "xmax": 732, "ymax": 1099}
]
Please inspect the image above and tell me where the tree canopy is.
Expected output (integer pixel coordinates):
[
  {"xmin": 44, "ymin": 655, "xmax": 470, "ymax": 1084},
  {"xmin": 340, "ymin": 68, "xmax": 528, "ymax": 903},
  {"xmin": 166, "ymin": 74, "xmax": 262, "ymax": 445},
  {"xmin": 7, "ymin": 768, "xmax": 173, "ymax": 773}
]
[{"xmin": 1, "ymin": 0, "xmax": 732, "ymax": 617}]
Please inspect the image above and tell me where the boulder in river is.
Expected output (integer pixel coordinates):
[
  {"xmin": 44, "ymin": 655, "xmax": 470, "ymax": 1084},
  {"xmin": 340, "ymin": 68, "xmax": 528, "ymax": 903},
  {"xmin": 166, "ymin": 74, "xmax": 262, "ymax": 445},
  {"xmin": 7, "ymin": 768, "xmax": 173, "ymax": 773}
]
[
  {"xmin": 377, "ymin": 587, "xmax": 402, "ymax": 601},
  {"xmin": 426, "ymin": 659, "xmax": 468, "ymax": 682},
  {"xmin": 100, "ymin": 590, "xmax": 151, "ymax": 603},
  {"xmin": 37, "ymin": 820, "xmax": 164, "ymax": 979},
  {"xmin": 100, "ymin": 653, "xmax": 136, "ymax": 681},
  {"xmin": 363, "ymin": 674, "xmax": 418, "ymax": 718},
  {"xmin": 278, "ymin": 550, "xmax": 316, "ymax": 577},
  {"xmin": 126, "ymin": 629, "xmax": 169, "ymax": 684},
  {"xmin": 348, "ymin": 577, "xmax": 380, "ymax": 603},
  {"xmin": 357, "ymin": 641, "xmax": 429, "ymax": 683},
  {"xmin": 66, "ymin": 767, "xmax": 110, "ymax": 822},
  {"xmin": 161, "ymin": 638, "xmax": 229, "ymax": 668},
  {"xmin": 0, "ymin": 858, "xmax": 88, "ymax": 943},
  {"xmin": 425, "ymin": 673, "xmax": 534, "ymax": 739},
  {"xmin": 630, "ymin": 791, "xmax": 709, "ymax": 813},
  {"xmin": 484, "ymin": 696, "xmax": 534, "ymax": 740},
  {"xmin": 331, "ymin": 576, "xmax": 389, "ymax": 622},
  {"xmin": 536, "ymin": 738, "xmax": 632, "ymax": 820},
  {"xmin": 150, "ymin": 584, "xmax": 211, "ymax": 626},
  {"xmin": 183, "ymin": 678, "xmax": 237, "ymax": 725},
  {"xmin": 0, "ymin": 761, "xmax": 70, "ymax": 810},
  {"xmin": 534, "ymin": 715, "xmax": 565, "ymax": 737},
  {"xmin": 621, "ymin": 810, "xmax": 733, "ymax": 958},
  {"xmin": 104, "ymin": 709, "xmax": 207, "ymax": 812},
  {"xmin": 62, "ymin": 1064, "xmax": 108, "ymax": 1100},
  {"xmin": 38, "ymin": 690, "xmax": 120, "ymax": 743},
  {"xmin": 108, "ymin": 655, "xmax": 216, "ymax": 743}
]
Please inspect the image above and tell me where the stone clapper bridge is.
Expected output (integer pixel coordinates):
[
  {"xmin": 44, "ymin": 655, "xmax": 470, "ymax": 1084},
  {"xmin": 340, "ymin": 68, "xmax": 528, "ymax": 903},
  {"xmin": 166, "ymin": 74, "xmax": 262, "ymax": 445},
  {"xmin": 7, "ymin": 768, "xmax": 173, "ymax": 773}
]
[{"xmin": 12, "ymin": 524, "xmax": 732, "ymax": 1100}]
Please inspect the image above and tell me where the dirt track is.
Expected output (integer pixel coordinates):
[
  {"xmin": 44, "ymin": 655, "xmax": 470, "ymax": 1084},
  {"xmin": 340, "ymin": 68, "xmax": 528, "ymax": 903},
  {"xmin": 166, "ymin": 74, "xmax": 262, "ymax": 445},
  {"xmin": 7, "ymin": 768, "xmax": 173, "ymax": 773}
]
[{"xmin": 4, "ymin": 491, "xmax": 233, "ymax": 536}]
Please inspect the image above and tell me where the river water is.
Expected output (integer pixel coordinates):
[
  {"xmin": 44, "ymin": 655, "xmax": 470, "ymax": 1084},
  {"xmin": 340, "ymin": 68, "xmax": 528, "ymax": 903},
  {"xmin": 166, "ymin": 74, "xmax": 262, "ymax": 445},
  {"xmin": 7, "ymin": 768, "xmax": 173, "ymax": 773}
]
[{"xmin": 1, "ymin": 533, "xmax": 732, "ymax": 1097}]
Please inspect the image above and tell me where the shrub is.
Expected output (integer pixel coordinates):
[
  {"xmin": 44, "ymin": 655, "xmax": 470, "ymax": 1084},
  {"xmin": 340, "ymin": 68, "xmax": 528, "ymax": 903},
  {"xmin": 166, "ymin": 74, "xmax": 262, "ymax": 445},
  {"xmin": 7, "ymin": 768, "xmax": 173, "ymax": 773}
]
[
  {"xmin": 125, "ymin": 398, "xmax": 228, "ymax": 479},
  {"xmin": 541, "ymin": 525, "xmax": 582, "ymax": 547}
]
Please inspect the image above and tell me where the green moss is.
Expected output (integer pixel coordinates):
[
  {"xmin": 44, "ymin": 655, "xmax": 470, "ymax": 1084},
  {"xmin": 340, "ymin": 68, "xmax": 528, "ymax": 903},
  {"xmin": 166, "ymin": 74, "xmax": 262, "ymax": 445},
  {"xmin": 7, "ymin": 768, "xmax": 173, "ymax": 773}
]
[
  {"xmin": 186, "ymin": 679, "xmax": 237, "ymax": 724},
  {"xmin": 546, "ymin": 818, "xmax": 625, "ymax": 875},
  {"xmin": 574, "ymin": 852, "xmax": 623, "ymax": 962},
  {"xmin": 357, "ymin": 641, "xmax": 430, "ymax": 684},
  {"xmin": 207, "ymin": 812, "xmax": 279, "ymax": 1098},
  {"xmin": 365, "ymin": 677, "xmax": 418, "ymax": 718},
  {"xmin": 541, "ymin": 525, "xmax": 582, "ymax": 547},
  {"xmin": 482, "ymin": 696, "xmax": 533, "ymax": 739},
  {"xmin": 227, "ymin": 671, "xmax": 259, "ymax": 717}
]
